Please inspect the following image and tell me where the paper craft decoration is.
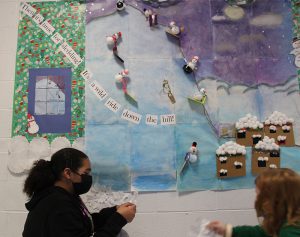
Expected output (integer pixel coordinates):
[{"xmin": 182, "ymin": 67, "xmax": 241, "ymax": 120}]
[
  {"xmin": 263, "ymin": 111, "xmax": 295, "ymax": 146},
  {"xmin": 115, "ymin": 69, "xmax": 137, "ymax": 104},
  {"xmin": 252, "ymin": 136, "xmax": 280, "ymax": 175},
  {"xmin": 165, "ymin": 21, "xmax": 182, "ymax": 37},
  {"xmin": 188, "ymin": 88, "xmax": 207, "ymax": 105},
  {"xmin": 162, "ymin": 79, "xmax": 176, "ymax": 104},
  {"xmin": 107, "ymin": 32, "xmax": 124, "ymax": 62},
  {"xmin": 216, "ymin": 141, "xmax": 246, "ymax": 178},
  {"xmin": 115, "ymin": 69, "xmax": 129, "ymax": 93},
  {"xmin": 27, "ymin": 113, "xmax": 39, "ymax": 134},
  {"xmin": 107, "ymin": 32, "xmax": 122, "ymax": 50},
  {"xmin": 84, "ymin": 0, "xmax": 300, "ymax": 192},
  {"xmin": 28, "ymin": 68, "xmax": 72, "ymax": 134},
  {"xmin": 235, "ymin": 114, "xmax": 264, "ymax": 146},
  {"xmin": 179, "ymin": 142, "xmax": 198, "ymax": 175},
  {"xmin": 13, "ymin": 1, "xmax": 86, "ymax": 143},
  {"xmin": 116, "ymin": 0, "xmax": 126, "ymax": 11},
  {"xmin": 183, "ymin": 56, "xmax": 199, "ymax": 73}
]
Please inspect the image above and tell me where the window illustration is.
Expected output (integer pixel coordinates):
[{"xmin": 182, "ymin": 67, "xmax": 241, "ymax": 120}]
[
  {"xmin": 34, "ymin": 75, "xmax": 66, "ymax": 115},
  {"xmin": 28, "ymin": 68, "xmax": 72, "ymax": 133}
]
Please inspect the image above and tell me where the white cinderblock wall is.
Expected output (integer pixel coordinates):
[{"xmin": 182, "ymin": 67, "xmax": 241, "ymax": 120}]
[{"xmin": 0, "ymin": 1, "xmax": 258, "ymax": 236}]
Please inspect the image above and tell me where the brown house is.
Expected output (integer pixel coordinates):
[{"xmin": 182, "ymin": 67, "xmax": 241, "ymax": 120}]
[
  {"xmin": 236, "ymin": 128, "xmax": 264, "ymax": 146},
  {"xmin": 251, "ymin": 135, "xmax": 281, "ymax": 175},
  {"xmin": 235, "ymin": 114, "xmax": 264, "ymax": 146},
  {"xmin": 216, "ymin": 154, "xmax": 246, "ymax": 178},
  {"xmin": 252, "ymin": 149, "xmax": 280, "ymax": 175},
  {"xmin": 263, "ymin": 123, "xmax": 295, "ymax": 146}
]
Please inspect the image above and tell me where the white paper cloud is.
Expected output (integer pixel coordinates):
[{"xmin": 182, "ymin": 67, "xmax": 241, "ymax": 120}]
[
  {"xmin": 50, "ymin": 137, "xmax": 71, "ymax": 154},
  {"xmin": 8, "ymin": 137, "xmax": 51, "ymax": 174},
  {"xmin": 7, "ymin": 136, "xmax": 75, "ymax": 175}
]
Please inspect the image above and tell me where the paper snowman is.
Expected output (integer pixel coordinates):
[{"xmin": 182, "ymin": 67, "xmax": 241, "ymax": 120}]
[
  {"xmin": 183, "ymin": 56, "xmax": 199, "ymax": 73},
  {"xmin": 169, "ymin": 21, "xmax": 180, "ymax": 35},
  {"xmin": 188, "ymin": 142, "xmax": 198, "ymax": 163},
  {"xmin": 27, "ymin": 113, "xmax": 39, "ymax": 134},
  {"xmin": 115, "ymin": 69, "xmax": 129, "ymax": 82},
  {"xmin": 106, "ymin": 32, "xmax": 122, "ymax": 48},
  {"xmin": 116, "ymin": 0, "xmax": 125, "ymax": 11},
  {"xmin": 115, "ymin": 69, "xmax": 129, "ymax": 93},
  {"xmin": 194, "ymin": 88, "xmax": 206, "ymax": 100},
  {"xmin": 144, "ymin": 9, "xmax": 153, "ymax": 20}
]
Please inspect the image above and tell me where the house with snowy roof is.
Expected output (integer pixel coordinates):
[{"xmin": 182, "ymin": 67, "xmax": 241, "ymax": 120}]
[
  {"xmin": 252, "ymin": 136, "xmax": 280, "ymax": 175},
  {"xmin": 216, "ymin": 141, "xmax": 246, "ymax": 178},
  {"xmin": 235, "ymin": 114, "xmax": 264, "ymax": 146},
  {"xmin": 263, "ymin": 111, "xmax": 295, "ymax": 146}
]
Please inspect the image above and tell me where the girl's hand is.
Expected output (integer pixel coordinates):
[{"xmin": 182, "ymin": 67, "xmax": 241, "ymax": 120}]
[
  {"xmin": 117, "ymin": 202, "xmax": 136, "ymax": 223},
  {"xmin": 206, "ymin": 221, "xmax": 226, "ymax": 236}
]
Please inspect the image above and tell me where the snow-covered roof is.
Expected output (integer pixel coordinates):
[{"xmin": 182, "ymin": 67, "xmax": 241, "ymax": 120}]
[
  {"xmin": 219, "ymin": 169, "xmax": 227, "ymax": 174},
  {"xmin": 235, "ymin": 113, "xmax": 263, "ymax": 130},
  {"xmin": 282, "ymin": 125, "xmax": 291, "ymax": 131},
  {"xmin": 216, "ymin": 141, "xmax": 246, "ymax": 156},
  {"xmin": 264, "ymin": 111, "xmax": 294, "ymax": 126},
  {"xmin": 277, "ymin": 135, "xmax": 286, "ymax": 141},
  {"xmin": 254, "ymin": 136, "xmax": 279, "ymax": 151},
  {"xmin": 258, "ymin": 156, "xmax": 268, "ymax": 161},
  {"xmin": 234, "ymin": 161, "xmax": 243, "ymax": 166}
]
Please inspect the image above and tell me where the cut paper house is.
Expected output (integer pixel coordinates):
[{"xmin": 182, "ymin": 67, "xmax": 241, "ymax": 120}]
[
  {"xmin": 235, "ymin": 114, "xmax": 264, "ymax": 146},
  {"xmin": 216, "ymin": 141, "xmax": 246, "ymax": 178},
  {"xmin": 263, "ymin": 111, "xmax": 295, "ymax": 146},
  {"xmin": 252, "ymin": 136, "xmax": 280, "ymax": 175}
]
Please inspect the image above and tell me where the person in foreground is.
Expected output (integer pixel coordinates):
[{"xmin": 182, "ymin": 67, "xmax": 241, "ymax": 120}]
[
  {"xmin": 22, "ymin": 147, "xmax": 136, "ymax": 237},
  {"xmin": 207, "ymin": 168, "xmax": 300, "ymax": 237}
]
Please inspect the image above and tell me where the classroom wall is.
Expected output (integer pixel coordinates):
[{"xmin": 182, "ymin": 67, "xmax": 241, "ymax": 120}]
[{"xmin": 0, "ymin": 1, "xmax": 258, "ymax": 236}]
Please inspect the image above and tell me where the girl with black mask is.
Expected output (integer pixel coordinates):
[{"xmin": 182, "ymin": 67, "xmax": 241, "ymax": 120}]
[{"xmin": 22, "ymin": 148, "xmax": 136, "ymax": 237}]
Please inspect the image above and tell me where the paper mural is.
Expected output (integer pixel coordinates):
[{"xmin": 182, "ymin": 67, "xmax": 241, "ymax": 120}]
[{"xmin": 11, "ymin": 0, "xmax": 300, "ymax": 192}]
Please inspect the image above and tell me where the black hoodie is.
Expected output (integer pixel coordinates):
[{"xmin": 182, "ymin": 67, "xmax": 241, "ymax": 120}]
[{"xmin": 23, "ymin": 186, "xmax": 127, "ymax": 237}]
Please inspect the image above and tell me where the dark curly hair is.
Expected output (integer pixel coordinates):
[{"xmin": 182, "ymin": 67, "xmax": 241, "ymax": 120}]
[{"xmin": 23, "ymin": 148, "xmax": 88, "ymax": 197}]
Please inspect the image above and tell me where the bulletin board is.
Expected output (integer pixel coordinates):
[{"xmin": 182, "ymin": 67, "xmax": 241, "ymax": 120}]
[{"xmin": 11, "ymin": 0, "xmax": 300, "ymax": 192}]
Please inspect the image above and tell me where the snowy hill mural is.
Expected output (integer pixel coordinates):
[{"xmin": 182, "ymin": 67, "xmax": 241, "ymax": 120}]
[{"xmin": 84, "ymin": 0, "xmax": 300, "ymax": 191}]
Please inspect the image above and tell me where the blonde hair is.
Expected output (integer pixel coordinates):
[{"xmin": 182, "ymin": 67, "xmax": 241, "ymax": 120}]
[{"xmin": 254, "ymin": 168, "xmax": 300, "ymax": 236}]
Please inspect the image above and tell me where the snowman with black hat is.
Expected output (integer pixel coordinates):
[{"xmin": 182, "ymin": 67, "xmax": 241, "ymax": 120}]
[{"xmin": 116, "ymin": 0, "xmax": 125, "ymax": 11}]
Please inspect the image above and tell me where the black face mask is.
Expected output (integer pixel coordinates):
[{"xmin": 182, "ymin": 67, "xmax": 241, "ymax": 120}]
[{"xmin": 73, "ymin": 173, "xmax": 93, "ymax": 195}]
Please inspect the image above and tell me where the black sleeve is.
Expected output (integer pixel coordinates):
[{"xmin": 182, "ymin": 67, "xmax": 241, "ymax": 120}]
[
  {"xmin": 47, "ymin": 203, "xmax": 127, "ymax": 237},
  {"xmin": 93, "ymin": 212, "xmax": 128, "ymax": 237},
  {"xmin": 92, "ymin": 206, "xmax": 117, "ymax": 229}
]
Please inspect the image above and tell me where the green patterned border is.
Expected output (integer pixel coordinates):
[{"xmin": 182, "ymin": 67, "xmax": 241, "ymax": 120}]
[{"xmin": 12, "ymin": 1, "xmax": 86, "ymax": 143}]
